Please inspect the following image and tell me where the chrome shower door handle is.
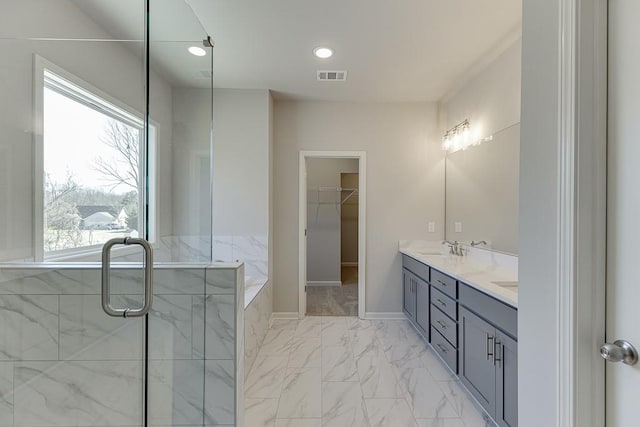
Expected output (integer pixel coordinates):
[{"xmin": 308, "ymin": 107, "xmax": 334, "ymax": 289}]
[{"xmin": 101, "ymin": 237, "xmax": 154, "ymax": 318}]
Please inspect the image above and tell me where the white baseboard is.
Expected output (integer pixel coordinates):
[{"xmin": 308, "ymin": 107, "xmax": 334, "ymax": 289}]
[
  {"xmin": 364, "ymin": 312, "xmax": 407, "ymax": 320},
  {"xmin": 306, "ymin": 281, "xmax": 342, "ymax": 287},
  {"xmin": 270, "ymin": 312, "xmax": 299, "ymax": 326},
  {"xmin": 341, "ymin": 262, "xmax": 358, "ymax": 267}
]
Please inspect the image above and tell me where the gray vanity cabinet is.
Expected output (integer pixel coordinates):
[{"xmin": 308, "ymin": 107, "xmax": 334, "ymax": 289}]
[
  {"xmin": 496, "ymin": 330, "xmax": 518, "ymax": 427},
  {"xmin": 459, "ymin": 304, "xmax": 518, "ymax": 427},
  {"xmin": 459, "ymin": 307, "xmax": 497, "ymax": 415},
  {"xmin": 400, "ymin": 254, "xmax": 517, "ymax": 426},
  {"xmin": 403, "ymin": 267, "xmax": 429, "ymax": 337},
  {"xmin": 415, "ymin": 278, "xmax": 430, "ymax": 335},
  {"xmin": 402, "ymin": 255, "xmax": 431, "ymax": 339},
  {"xmin": 403, "ymin": 269, "xmax": 417, "ymax": 321}
]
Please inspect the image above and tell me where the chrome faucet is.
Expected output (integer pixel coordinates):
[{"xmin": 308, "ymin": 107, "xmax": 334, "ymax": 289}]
[
  {"xmin": 443, "ymin": 240, "xmax": 456, "ymax": 254},
  {"xmin": 442, "ymin": 240, "xmax": 465, "ymax": 256}
]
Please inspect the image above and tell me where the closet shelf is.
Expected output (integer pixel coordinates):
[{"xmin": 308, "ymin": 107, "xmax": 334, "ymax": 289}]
[{"xmin": 308, "ymin": 186, "xmax": 359, "ymax": 205}]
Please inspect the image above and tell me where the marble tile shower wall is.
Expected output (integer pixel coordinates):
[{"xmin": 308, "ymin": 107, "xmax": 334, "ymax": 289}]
[
  {"xmin": 0, "ymin": 264, "xmax": 244, "ymax": 427},
  {"xmin": 117, "ymin": 235, "xmax": 268, "ymax": 282},
  {"xmin": 212, "ymin": 236, "xmax": 268, "ymax": 280},
  {"xmin": 244, "ymin": 281, "xmax": 272, "ymax": 376}
]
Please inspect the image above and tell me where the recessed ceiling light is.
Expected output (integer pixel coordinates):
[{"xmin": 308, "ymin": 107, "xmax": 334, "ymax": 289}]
[
  {"xmin": 313, "ymin": 47, "xmax": 333, "ymax": 59},
  {"xmin": 188, "ymin": 46, "xmax": 207, "ymax": 57}
]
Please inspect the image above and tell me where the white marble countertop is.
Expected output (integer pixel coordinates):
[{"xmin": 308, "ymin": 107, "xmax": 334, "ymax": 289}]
[{"xmin": 399, "ymin": 240, "xmax": 518, "ymax": 308}]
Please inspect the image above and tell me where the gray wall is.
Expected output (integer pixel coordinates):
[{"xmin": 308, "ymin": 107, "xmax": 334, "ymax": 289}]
[
  {"xmin": 172, "ymin": 88, "xmax": 211, "ymax": 238},
  {"xmin": 170, "ymin": 88, "xmax": 272, "ymax": 276},
  {"xmin": 439, "ymin": 39, "xmax": 521, "ymax": 142},
  {"xmin": 341, "ymin": 173, "xmax": 359, "ymax": 265},
  {"xmin": 519, "ymin": 0, "xmax": 560, "ymax": 424},
  {"xmin": 213, "ymin": 89, "xmax": 271, "ymax": 237},
  {"xmin": 306, "ymin": 158, "xmax": 359, "ymax": 283},
  {"xmin": 273, "ymin": 101, "xmax": 443, "ymax": 315}
]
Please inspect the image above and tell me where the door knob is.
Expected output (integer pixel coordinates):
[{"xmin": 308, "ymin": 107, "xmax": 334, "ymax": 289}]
[{"xmin": 600, "ymin": 340, "xmax": 638, "ymax": 365}]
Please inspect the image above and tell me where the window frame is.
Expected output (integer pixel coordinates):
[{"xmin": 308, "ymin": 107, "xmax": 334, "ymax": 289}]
[{"xmin": 33, "ymin": 55, "xmax": 157, "ymax": 261}]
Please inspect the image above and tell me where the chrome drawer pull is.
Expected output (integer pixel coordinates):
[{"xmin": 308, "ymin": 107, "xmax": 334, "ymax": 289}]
[
  {"xmin": 436, "ymin": 343, "xmax": 448, "ymax": 354},
  {"xmin": 436, "ymin": 298, "xmax": 446, "ymax": 307},
  {"xmin": 486, "ymin": 333, "xmax": 494, "ymax": 361},
  {"xmin": 494, "ymin": 340, "xmax": 502, "ymax": 366},
  {"xmin": 437, "ymin": 279, "xmax": 447, "ymax": 287},
  {"xmin": 436, "ymin": 320, "xmax": 447, "ymax": 329}
]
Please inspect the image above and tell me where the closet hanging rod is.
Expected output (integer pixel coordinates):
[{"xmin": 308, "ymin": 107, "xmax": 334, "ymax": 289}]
[{"xmin": 311, "ymin": 186, "xmax": 359, "ymax": 192}]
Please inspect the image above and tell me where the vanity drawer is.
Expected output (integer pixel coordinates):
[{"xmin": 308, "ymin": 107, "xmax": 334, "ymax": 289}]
[
  {"xmin": 431, "ymin": 326, "xmax": 458, "ymax": 373},
  {"xmin": 431, "ymin": 305, "xmax": 457, "ymax": 347},
  {"xmin": 402, "ymin": 255, "xmax": 430, "ymax": 282},
  {"xmin": 431, "ymin": 269, "xmax": 457, "ymax": 299},
  {"xmin": 459, "ymin": 283, "xmax": 517, "ymax": 339},
  {"xmin": 430, "ymin": 287, "xmax": 457, "ymax": 320}
]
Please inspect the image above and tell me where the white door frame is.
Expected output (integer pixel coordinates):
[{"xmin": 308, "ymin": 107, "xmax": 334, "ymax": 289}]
[
  {"xmin": 298, "ymin": 151, "xmax": 366, "ymax": 319},
  {"xmin": 521, "ymin": 0, "xmax": 607, "ymax": 425}
]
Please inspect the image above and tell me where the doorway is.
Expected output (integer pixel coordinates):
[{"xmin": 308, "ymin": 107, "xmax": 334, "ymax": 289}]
[
  {"xmin": 304, "ymin": 160, "xmax": 359, "ymax": 316},
  {"xmin": 298, "ymin": 151, "xmax": 366, "ymax": 319}
]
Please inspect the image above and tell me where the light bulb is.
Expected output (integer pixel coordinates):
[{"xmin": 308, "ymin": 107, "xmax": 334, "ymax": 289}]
[
  {"xmin": 188, "ymin": 46, "xmax": 207, "ymax": 57},
  {"xmin": 313, "ymin": 47, "xmax": 334, "ymax": 59}
]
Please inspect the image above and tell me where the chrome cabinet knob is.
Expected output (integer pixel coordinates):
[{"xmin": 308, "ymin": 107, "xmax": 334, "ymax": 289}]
[{"xmin": 600, "ymin": 340, "xmax": 638, "ymax": 365}]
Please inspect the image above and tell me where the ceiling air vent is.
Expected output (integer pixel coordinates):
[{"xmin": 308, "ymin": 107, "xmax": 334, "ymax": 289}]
[{"xmin": 317, "ymin": 70, "xmax": 348, "ymax": 82}]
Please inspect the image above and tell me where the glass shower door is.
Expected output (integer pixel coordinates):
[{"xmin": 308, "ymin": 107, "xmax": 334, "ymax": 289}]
[
  {"xmin": 0, "ymin": 0, "xmax": 150, "ymax": 425},
  {"xmin": 146, "ymin": 3, "xmax": 215, "ymax": 426},
  {"xmin": 0, "ymin": 0, "xmax": 215, "ymax": 426}
]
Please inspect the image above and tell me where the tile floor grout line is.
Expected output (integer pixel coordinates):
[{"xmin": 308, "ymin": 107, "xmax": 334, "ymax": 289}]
[
  {"xmin": 320, "ymin": 316, "xmax": 324, "ymax": 425},
  {"xmin": 247, "ymin": 317, "xmax": 486, "ymax": 427},
  {"xmin": 349, "ymin": 319, "xmax": 372, "ymax": 426},
  {"xmin": 381, "ymin": 319, "xmax": 433, "ymax": 427},
  {"xmin": 272, "ymin": 347, "xmax": 292, "ymax": 422}
]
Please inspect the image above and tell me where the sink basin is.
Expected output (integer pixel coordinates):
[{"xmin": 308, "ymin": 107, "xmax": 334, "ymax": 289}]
[
  {"xmin": 416, "ymin": 251, "xmax": 446, "ymax": 257},
  {"xmin": 491, "ymin": 280, "xmax": 518, "ymax": 288}
]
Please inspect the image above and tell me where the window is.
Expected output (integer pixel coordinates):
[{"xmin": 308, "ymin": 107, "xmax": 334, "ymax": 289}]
[{"xmin": 35, "ymin": 59, "xmax": 155, "ymax": 260}]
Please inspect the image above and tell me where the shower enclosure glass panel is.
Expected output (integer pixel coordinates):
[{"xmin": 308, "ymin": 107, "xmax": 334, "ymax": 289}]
[
  {"xmin": 149, "ymin": 0, "xmax": 213, "ymax": 263},
  {"xmin": 0, "ymin": 1, "xmax": 215, "ymax": 426}
]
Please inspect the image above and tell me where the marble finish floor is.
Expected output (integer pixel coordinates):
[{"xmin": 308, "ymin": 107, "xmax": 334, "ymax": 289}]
[
  {"xmin": 306, "ymin": 267, "xmax": 358, "ymax": 316},
  {"xmin": 245, "ymin": 316, "xmax": 495, "ymax": 427}
]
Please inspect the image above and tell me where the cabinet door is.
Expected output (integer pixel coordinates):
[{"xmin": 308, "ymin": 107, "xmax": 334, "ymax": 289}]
[
  {"xmin": 403, "ymin": 269, "xmax": 416, "ymax": 321},
  {"xmin": 459, "ymin": 307, "xmax": 496, "ymax": 417},
  {"xmin": 495, "ymin": 331, "xmax": 518, "ymax": 427},
  {"xmin": 415, "ymin": 277, "xmax": 429, "ymax": 336}
]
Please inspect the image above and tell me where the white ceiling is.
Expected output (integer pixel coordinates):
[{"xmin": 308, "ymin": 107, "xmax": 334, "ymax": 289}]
[
  {"xmin": 187, "ymin": 0, "xmax": 522, "ymax": 102},
  {"xmin": 74, "ymin": 0, "xmax": 522, "ymax": 102}
]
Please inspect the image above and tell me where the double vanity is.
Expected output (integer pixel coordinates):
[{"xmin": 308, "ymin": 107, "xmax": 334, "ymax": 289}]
[{"xmin": 399, "ymin": 241, "xmax": 518, "ymax": 427}]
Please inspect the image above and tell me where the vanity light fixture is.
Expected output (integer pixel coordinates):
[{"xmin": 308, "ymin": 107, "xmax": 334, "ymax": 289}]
[
  {"xmin": 313, "ymin": 47, "xmax": 334, "ymax": 59},
  {"xmin": 188, "ymin": 46, "xmax": 207, "ymax": 57},
  {"xmin": 442, "ymin": 119, "xmax": 470, "ymax": 152},
  {"xmin": 442, "ymin": 119, "xmax": 490, "ymax": 153}
]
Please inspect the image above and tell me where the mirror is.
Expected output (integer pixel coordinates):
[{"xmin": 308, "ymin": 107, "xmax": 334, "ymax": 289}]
[{"xmin": 445, "ymin": 123, "xmax": 520, "ymax": 254}]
